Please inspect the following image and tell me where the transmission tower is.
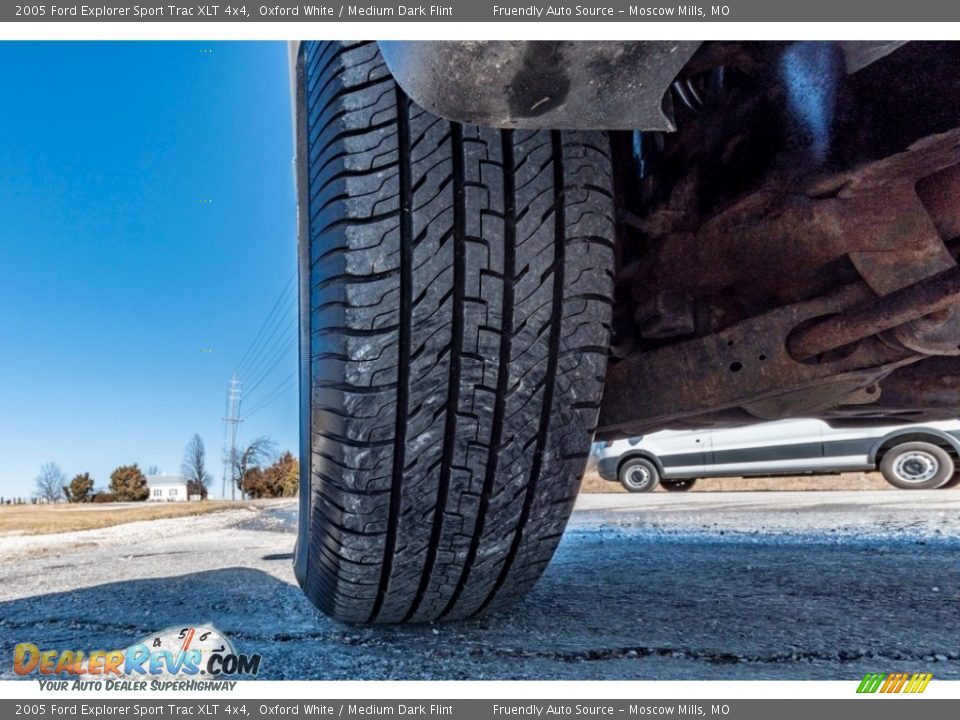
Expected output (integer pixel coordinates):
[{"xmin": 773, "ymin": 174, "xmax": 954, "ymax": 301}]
[{"xmin": 221, "ymin": 373, "xmax": 243, "ymax": 501}]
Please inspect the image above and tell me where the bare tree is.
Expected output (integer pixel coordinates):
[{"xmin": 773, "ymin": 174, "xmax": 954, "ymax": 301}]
[
  {"xmin": 34, "ymin": 463, "xmax": 66, "ymax": 503},
  {"xmin": 181, "ymin": 434, "xmax": 212, "ymax": 499},
  {"xmin": 233, "ymin": 436, "xmax": 275, "ymax": 499},
  {"xmin": 146, "ymin": 465, "xmax": 160, "ymax": 476}
]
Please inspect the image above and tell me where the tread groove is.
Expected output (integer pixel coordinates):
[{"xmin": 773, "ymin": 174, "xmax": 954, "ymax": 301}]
[
  {"xmin": 474, "ymin": 130, "xmax": 567, "ymax": 616},
  {"xmin": 440, "ymin": 129, "xmax": 516, "ymax": 620},
  {"xmin": 367, "ymin": 86, "xmax": 413, "ymax": 624},
  {"xmin": 402, "ymin": 123, "xmax": 466, "ymax": 622}
]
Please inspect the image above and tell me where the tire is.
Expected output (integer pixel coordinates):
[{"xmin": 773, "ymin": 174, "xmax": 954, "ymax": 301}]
[
  {"xmin": 298, "ymin": 42, "xmax": 615, "ymax": 623},
  {"xmin": 619, "ymin": 458, "xmax": 660, "ymax": 493},
  {"xmin": 661, "ymin": 478, "xmax": 697, "ymax": 492},
  {"xmin": 878, "ymin": 442, "xmax": 954, "ymax": 489},
  {"xmin": 940, "ymin": 471, "xmax": 960, "ymax": 489}
]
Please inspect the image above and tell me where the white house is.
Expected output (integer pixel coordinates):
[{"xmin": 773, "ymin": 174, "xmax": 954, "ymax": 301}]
[{"xmin": 145, "ymin": 475, "xmax": 190, "ymax": 502}]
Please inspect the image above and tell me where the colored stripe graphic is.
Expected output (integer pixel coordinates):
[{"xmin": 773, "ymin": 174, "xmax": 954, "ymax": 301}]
[
  {"xmin": 857, "ymin": 672, "xmax": 932, "ymax": 693},
  {"xmin": 857, "ymin": 673, "xmax": 885, "ymax": 693},
  {"xmin": 906, "ymin": 673, "xmax": 933, "ymax": 693}
]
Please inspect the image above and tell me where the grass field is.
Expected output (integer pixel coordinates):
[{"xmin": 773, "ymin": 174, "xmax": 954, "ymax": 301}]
[
  {"xmin": 0, "ymin": 471, "xmax": 896, "ymax": 537},
  {"xmin": 579, "ymin": 470, "xmax": 892, "ymax": 493},
  {"xmin": 0, "ymin": 501, "xmax": 239, "ymax": 536}
]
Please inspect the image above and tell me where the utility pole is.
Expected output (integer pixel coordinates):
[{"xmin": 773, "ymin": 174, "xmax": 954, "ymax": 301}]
[{"xmin": 221, "ymin": 373, "xmax": 242, "ymax": 501}]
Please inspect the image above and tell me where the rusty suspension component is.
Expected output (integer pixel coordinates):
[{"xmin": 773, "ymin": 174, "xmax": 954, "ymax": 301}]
[
  {"xmin": 601, "ymin": 44, "xmax": 960, "ymax": 436},
  {"xmin": 787, "ymin": 267, "xmax": 960, "ymax": 362}
]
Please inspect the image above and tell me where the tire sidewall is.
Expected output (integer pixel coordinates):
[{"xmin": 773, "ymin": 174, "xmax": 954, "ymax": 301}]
[
  {"xmin": 940, "ymin": 471, "xmax": 960, "ymax": 489},
  {"xmin": 619, "ymin": 458, "xmax": 660, "ymax": 493},
  {"xmin": 879, "ymin": 442, "xmax": 954, "ymax": 490}
]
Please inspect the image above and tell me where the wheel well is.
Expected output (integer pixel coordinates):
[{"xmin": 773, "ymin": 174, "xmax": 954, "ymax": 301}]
[
  {"xmin": 874, "ymin": 433, "xmax": 959, "ymax": 465},
  {"xmin": 617, "ymin": 452, "xmax": 663, "ymax": 477}
]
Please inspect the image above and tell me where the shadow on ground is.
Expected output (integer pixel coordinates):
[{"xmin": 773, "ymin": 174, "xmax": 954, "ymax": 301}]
[{"xmin": 2, "ymin": 528, "xmax": 958, "ymax": 680}]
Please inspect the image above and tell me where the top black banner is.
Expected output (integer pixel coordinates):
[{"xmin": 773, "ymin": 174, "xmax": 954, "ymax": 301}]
[{"xmin": 4, "ymin": 0, "xmax": 960, "ymax": 22}]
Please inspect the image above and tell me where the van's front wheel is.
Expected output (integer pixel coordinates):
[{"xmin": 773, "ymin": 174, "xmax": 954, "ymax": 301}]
[{"xmin": 619, "ymin": 458, "xmax": 660, "ymax": 493}]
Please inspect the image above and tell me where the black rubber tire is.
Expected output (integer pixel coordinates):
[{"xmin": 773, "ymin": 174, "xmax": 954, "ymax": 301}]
[
  {"xmin": 618, "ymin": 458, "xmax": 660, "ymax": 493},
  {"xmin": 298, "ymin": 42, "xmax": 615, "ymax": 623},
  {"xmin": 878, "ymin": 442, "xmax": 954, "ymax": 490},
  {"xmin": 661, "ymin": 478, "xmax": 697, "ymax": 492},
  {"xmin": 940, "ymin": 471, "xmax": 960, "ymax": 489}
]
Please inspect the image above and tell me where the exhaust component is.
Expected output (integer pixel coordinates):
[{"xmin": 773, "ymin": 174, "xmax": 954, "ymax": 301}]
[{"xmin": 787, "ymin": 267, "xmax": 960, "ymax": 362}]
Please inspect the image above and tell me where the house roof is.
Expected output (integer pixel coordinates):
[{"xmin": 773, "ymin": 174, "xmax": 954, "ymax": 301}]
[{"xmin": 145, "ymin": 474, "xmax": 189, "ymax": 487}]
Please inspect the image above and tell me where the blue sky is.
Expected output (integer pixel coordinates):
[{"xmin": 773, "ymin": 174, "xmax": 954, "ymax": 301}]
[{"xmin": 0, "ymin": 42, "xmax": 298, "ymax": 499}]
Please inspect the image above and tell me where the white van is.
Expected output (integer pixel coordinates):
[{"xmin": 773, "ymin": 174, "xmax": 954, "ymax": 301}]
[{"xmin": 594, "ymin": 419, "xmax": 960, "ymax": 492}]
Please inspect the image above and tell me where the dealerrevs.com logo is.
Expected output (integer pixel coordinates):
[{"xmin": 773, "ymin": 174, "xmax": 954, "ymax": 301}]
[{"xmin": 14, "ymin": 625, "xmax": 261, "ymax": 690}]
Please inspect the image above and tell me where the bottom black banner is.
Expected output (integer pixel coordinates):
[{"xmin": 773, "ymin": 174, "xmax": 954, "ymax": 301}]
[{"xmin": 3, "ymin": 699, "xmax": 958, "ymax": 720}]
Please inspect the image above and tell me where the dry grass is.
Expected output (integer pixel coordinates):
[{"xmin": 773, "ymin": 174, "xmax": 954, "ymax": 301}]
[
  {"xmin": 579, "ymin": 469, "xmax": 891, "ymax": 493},
  {"xmin": 0, "ymin": 472, "xmax": 892, "ymax": 536},
  {"xmin": 0, "ymin": 501, "xmax": 239, "ymax": 536}
]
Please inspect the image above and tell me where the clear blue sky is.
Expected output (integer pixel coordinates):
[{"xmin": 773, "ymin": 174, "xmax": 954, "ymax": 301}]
[{"xmin": 0, "ymin": 42, "xmax": 298, "ymax": 499}]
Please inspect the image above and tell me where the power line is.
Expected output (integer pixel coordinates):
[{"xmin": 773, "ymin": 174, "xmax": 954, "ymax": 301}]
[
  {"xmin": 223, "ymin": 272, "xmax": 299, "ymax": 488},
  {"xmin": 221, "ymin": 373, "xmax": 243, "ymax": 501},
  {"xmin": 242, "ymin": 322, "xmax": 298, "ymax": 400},
  {"xmin": 235, "ymin": 271, "xmax": 294, "ymax": 371},
  {"xmin": 219, "ymin": 388, "xmax": 229, "ymax": 499},
  {"xmin": 238, "ymin": 306, "xmax": 296, "ymax": 385},
  {"xmin": 236, "ymin": 317, "xmax": 295, "ymax": 388},
  {"xmin": 241, "ymin": 313, "xmax": 297, "ymax": 387},
  {"xmin": 244, "ymin": 371, "xmax": 297, "ymax": 418},
  {"xmin": 234, "ymin": 272, "xmax": 296, "ymax": 378}
]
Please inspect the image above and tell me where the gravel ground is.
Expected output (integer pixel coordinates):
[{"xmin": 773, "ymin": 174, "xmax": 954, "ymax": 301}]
[{"xmin": 1, "ymin": 492, "xmax": 958, "ymax": 680}]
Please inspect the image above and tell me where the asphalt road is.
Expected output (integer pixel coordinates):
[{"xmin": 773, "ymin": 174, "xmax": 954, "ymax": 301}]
[{"xmin": 2, "ymin": 491, "xmax": 959, "ymax": 680}]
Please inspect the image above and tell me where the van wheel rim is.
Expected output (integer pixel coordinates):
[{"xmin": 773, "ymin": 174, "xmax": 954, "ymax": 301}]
[
  {"xmin": 626, "ymin": 466, "xmax": 651, "ymax": 489},
  {"xmin": 894, "ymin": 452, "xmax": 939, "ymax": 483}
]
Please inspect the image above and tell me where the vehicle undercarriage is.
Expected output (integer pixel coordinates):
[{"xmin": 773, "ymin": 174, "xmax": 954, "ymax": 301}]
[
  {"xmin": 597, "ymin": 41, "xmax": 960, "ymax": 438},
  {"xmin": 293, "ymin": 40, "xmax": 960, "ymax": 622}
]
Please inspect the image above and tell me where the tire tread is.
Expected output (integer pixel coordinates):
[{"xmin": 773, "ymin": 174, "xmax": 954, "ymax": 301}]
[{"xmin": 303, "ymin": 41, "xmax": 614, "ymax": 622}]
